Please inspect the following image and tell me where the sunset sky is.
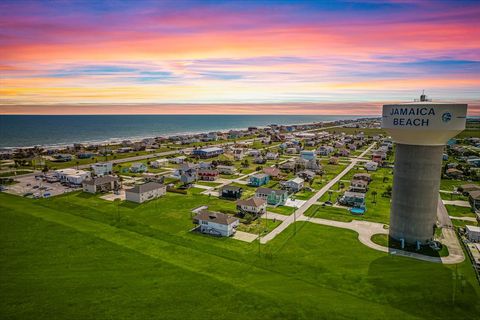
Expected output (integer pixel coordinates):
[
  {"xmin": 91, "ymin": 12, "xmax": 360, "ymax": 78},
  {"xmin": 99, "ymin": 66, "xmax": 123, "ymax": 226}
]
[{"xmin": 1, "ymin": 0, "xmax": 479, "ymax": 115}]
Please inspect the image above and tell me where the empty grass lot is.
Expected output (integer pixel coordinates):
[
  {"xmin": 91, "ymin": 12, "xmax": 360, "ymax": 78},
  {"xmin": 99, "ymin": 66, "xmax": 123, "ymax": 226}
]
[{"xmin": 1, "ymin": 192, "xmax": 479, "ymax": 319}]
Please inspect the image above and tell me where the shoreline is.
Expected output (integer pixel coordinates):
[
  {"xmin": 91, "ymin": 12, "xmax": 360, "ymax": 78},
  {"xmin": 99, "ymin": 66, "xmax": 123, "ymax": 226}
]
[{"xmin": 0, "ymin": 115, "xmax": 377, "ymax": 150}]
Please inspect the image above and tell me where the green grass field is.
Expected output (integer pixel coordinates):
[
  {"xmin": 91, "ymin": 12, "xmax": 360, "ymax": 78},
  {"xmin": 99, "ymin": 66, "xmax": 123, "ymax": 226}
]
[{"xmin": 1, "ymin": 192, "xmax": 479, "ymax": 319}]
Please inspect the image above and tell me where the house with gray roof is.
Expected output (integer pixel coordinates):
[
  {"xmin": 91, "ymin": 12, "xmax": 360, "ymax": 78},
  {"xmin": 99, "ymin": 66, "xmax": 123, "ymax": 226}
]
[{"xmin": 125, "ymin": 182, "xmax": 166, "ymax": 203}]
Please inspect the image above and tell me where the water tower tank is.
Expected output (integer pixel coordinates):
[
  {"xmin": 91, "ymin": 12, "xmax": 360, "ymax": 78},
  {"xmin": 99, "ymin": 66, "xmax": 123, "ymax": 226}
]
[{"xmin": 382, "ymin": 95, "xmax": 467, "ymax": 244}]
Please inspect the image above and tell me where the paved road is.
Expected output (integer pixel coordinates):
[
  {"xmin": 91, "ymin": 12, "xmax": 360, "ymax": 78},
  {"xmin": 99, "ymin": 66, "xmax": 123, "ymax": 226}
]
[
  {"xmin": 260, "ymin": 142, "xmax": 376, "ymax": 244},
  {"xmin": 437, "ymin": 196, "xmax": 453, "ymax": 228}
]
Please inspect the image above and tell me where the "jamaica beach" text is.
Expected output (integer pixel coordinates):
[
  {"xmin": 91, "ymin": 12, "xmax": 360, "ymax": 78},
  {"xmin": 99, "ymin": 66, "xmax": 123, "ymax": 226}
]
[{"xmin": 390, "ymin": 107, "xmax": 435, "ymax": 127}]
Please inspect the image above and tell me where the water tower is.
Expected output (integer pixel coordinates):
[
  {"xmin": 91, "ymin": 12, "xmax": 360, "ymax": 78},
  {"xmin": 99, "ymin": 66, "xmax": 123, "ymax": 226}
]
[{"xmin": 382, "ymin": 94, "xmax": 467, "ymax": 245}]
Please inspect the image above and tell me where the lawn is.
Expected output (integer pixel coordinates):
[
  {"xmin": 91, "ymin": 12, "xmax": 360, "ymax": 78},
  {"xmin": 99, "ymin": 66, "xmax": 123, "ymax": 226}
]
[
  {"xmin": 1, "ymin": 192, "xmax": 479, "ymax": 319},
  {"xmin": 370, "ymin": 234, "xmax": 449, "ymax": 257},
  {"xmin": 304, "ymin": 204, "xmax": 354, "ymax": 222},
  {"xmin": 445, "ymin": 205, "xmax": 475, "ymax": 218},
  {"xmin": 236, "ymin": 218, "xmax": 281, "ymax": 235},
  {"xmin": 0, "ymin": 169, "xmax": 34, "ymax": 177},
  {"xmin": 268, "ymin": 205, "xmax": 295, "ymax": 215}
]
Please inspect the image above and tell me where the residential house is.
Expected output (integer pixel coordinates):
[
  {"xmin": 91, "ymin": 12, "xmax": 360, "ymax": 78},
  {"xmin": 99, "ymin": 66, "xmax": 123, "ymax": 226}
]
[
  {"xmin": 317, "ymin": 146, "xmax": 334, "ymax": 156},
  {"xmin": 220, "ymin": 185, "xmax": 243, "ymax": 200},
  {"xmin": 349, "ymin": 179, "xmax": 368, "ymax": 193},
  {"xmin": 249, "ymin": 173, "xmax": 270, "ymax": 187},
  {"xmin": 91, "ymin": 162, "xmax": 113, "ymax": 176},
  {"xmin": 82, "ymin": 176, "xmax": 120, "ymax": 194},
  {"xmin": 445, "ymin": 168, "xmax": 463, "ymax": 178},
  {"xmin": 236, "ymin": 197, "xmax": 267, "ymax": 215},
  {"xmin": 179, "ymin": 162, "xmax": 198, "ymax": 184},
  {"xmin": 283, "ymin": 177, "xmax": 304, "ymax": 192},
  {"xmin": 339, "ymin": 149, "xmax": 350, "ymax": 157},
  {"xmin": 150, "ymin": 158, "xmax": 168, "ymax": 168},
  {"xmin": 263, "ymin": 167, "xmax": 281, "ymax": 178},
  {"xmin": 353, "ymin": 173, "xmax": 371, "ymax": 183},
  {"xmin": 364, "ymin": 161, "xmax": 378, "ymax": 171},
  {"xmin": 233, "ymin": 148, "xmax": 245, "ymax": 160},
  {"xmin": 198, "ymin": 168, "xmax": 219, "ymax": 181},
  {"xmin": 297, "ymin": 170, "xmax": 315, "ymax": 181},
  {"xmin": 130, "ymin": 162, "xmax": 148, "ymax": 173},
  {"xmin": 255, "ymin": 187, "xmax": 289, "ymax": 206},
  {"xmin": 265, "ymin": 152, "xmax": 279, "ymax": 160},
  {"xmin": 279, "ymin": 161, "xmax": 295, "ymax": 171},
  {"xmin": 339, "ymin": 191, "xmax": 366, "ymax": 208},
  {"xmin": 329, "ymin": 157, "xmax": 339, "ymax": 165},
  {"xmin": 465, "ymin": 225, "xmax": 480, "ymax": 242},
  {"xmin": 468, "ymin": 190, "xmax": 480, "ymax": 212},
  {"xmin": 300, "ymin": 150, "xmax": 316, "ymax": 161},
  {"xmin": 169, "ymin": 156, "xmax": 186, "ymax": 164},
  {"xmin": 253, "ymin": 156, "xmax": 266, "ymax": 164},
  {"xmin": 193, "ymin": 147, "xmax": 224, "ymax": 158},
  {"xmin": 193, "ymin": 210, "xmax": 239, "ymax": 237},
  {"xmin": 217, "ymin": 165, "xmax": 237, "ymax": 175},
  {"xmin": 125, "ymin": 182, "xmax": 166, "ymax": 203},
  {"xmin": 459, "ymin": 184, "xmax": 480, "ymax": 195}
]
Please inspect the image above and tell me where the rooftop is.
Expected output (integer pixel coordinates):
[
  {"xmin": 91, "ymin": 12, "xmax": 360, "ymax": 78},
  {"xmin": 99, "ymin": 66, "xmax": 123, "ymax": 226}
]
[
  {"xmin": 126, "ymin": 182, "xmax": 164, "ymax": 194},
  {"xmin": 194, "ymin": 210, "xmax": 238, "ymax": 226}
]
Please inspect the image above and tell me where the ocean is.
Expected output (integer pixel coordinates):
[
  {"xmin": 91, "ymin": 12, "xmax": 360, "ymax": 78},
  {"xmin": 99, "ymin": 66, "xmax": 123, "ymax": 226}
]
[{"xmin": 0, "ymin": 114, "xmax": 369, "ymax": 148}]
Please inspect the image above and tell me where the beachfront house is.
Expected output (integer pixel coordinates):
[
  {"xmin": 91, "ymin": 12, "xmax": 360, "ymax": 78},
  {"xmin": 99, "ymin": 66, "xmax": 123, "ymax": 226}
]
[
  {"xmin": 255, "ymin": 187, "xmax": 288, "ymax": 206},
  {"xmin": 82, "ymin": 176, "xmax": 120, "ymax": 194},
  {"xmin": 193, "ymin": 147, "xmax": 224, "ymax": 159},
  {"xmin": 91, "ymin": 162, "xmax": 113, "ymax": 176},
  {"xmin": 220, "ymin": 185, "xmax": 243, "ymax": 200},
  {"xmin": 125, "ymin": 182, "xmax": 166, "ymax": 203},
  {"xmin": 249, "ymin": 173, "xmax": 270, "ymax": 187},
  {"xmin": 193, "ymin": 210, "xmax": 239, "ymax": 237}
]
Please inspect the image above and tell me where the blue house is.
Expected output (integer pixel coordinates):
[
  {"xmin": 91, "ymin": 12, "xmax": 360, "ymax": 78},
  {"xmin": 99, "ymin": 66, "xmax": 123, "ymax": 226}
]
[
  {"xmin": 192, "ymin": 147, "xmax": 224, "ymax": 159},
  {"xmin": 130, "ymin": 162, "xmax": 148, "ymax": 173},
  {"xmin": 249, "ymin": 173, "xmax": 270, "ymax": 187}
]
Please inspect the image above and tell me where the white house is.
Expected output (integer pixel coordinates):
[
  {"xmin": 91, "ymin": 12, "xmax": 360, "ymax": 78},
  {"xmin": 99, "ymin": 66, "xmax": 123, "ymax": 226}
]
[
  {"xmin": 125, "ymin": 182, "xmax": 166, "ymax": 203},
  {"xmin": 193, "ymin": 210, "xmax": 239, "ymax": 237},
  {"xmin": 466, "ymin": 225, "xmax": 480, "ymax": 242},
  {"xmin": 233, "ymin": 148, "xmax": 245, "ymax": 160},
  {"xmin": 169, "ymin": 156, "xmax": 186, "ymax": 164},
  {"xmin": 284, "ymin": 177, "xmax": 304, "ymax": 192},
  {"xmin": 91, "ymin": 162, "xmax": 113, "ymax": 176},
  {"xmin": 364, "ymin": 161, "xmax": 378, "ymax": 171},
  {"xmin": 54, "ymin": 168, "xmax": 91, "ymax": 185},
  {"xmin": 150, "ymin": 158, "xmax": 169, "ymax": 168},
  {"xmin": 236, "ymin": 197, "xmax": 267, "ymax": 215},
  {"xmin": 217, "ymin": 165, "xmax": 237, "ymax": 175}
]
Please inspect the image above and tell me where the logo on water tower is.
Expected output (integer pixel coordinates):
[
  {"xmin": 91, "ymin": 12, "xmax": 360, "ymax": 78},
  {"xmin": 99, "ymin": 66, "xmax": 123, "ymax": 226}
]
[{"xmin": 442, "ymin": 112, "xmax": 452, "ymax": 123}]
